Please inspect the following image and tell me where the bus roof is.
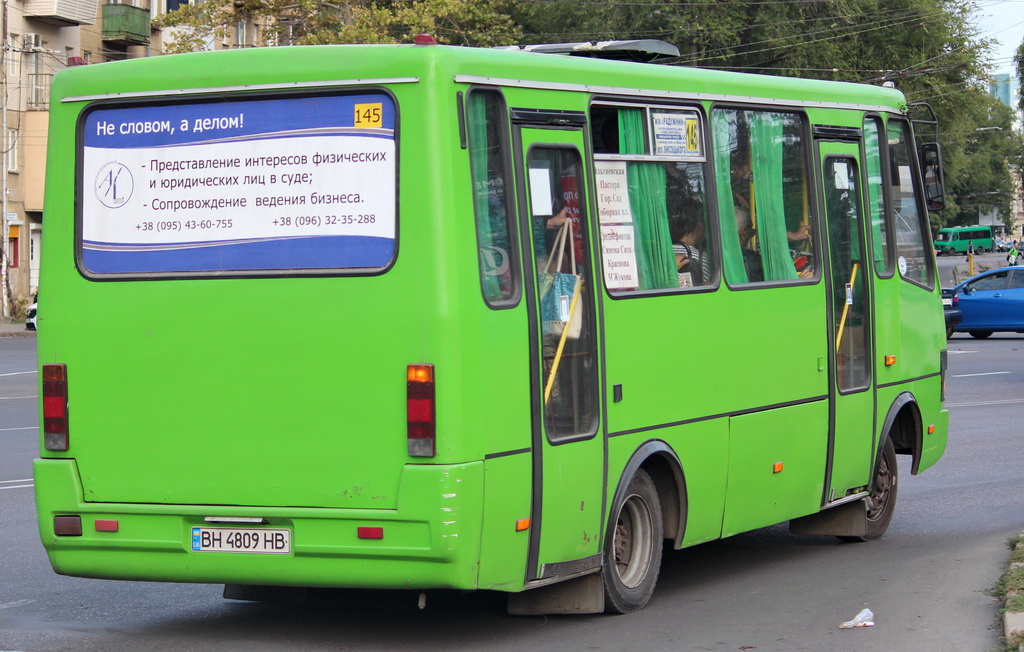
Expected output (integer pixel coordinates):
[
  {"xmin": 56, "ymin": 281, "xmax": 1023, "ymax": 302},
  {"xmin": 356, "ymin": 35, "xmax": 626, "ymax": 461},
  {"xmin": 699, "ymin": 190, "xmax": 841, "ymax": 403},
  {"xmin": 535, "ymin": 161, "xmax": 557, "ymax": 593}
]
[{"xmin": 54, "ymin": 43, "xmax": 908, "ymax": 114}]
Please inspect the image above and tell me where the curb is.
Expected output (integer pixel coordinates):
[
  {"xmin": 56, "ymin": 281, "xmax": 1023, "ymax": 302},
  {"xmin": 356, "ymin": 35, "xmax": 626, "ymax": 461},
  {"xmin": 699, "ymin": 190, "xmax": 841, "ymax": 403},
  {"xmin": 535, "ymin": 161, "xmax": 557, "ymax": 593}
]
[
  {"xmin": 1003, "ymin": 533, "xmax": 1024, "ymax": 651},
  {"xmin": 0, "ymin": 330, "xmax": 36, "ymax": 338}
]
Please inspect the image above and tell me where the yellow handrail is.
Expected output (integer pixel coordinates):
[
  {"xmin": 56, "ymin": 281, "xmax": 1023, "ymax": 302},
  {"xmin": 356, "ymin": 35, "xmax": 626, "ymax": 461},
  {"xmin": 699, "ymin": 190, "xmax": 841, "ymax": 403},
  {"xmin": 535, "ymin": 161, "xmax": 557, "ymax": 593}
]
[{"xmin": 836, "ymin": 263, "xmax": 859, "ymax": 354}]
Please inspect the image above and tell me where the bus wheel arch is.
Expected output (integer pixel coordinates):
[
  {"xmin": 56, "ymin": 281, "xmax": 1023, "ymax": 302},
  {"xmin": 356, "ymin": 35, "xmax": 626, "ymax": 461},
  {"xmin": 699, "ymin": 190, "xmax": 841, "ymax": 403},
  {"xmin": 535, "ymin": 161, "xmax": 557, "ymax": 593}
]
[
  {"xmin": 882, "ymin": 392, "xmax": 923, "ymax": 475},
  {"xmin": 603, "ymin": 441, "xmax": 687, "ymax": 613}
]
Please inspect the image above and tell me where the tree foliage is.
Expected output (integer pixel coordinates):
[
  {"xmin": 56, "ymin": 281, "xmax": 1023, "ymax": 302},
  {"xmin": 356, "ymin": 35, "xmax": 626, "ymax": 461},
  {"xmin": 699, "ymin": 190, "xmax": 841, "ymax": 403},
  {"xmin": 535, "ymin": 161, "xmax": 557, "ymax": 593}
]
[{"xmin": 154, "ymin": 0, "xmax": 521, "ymax": 52}]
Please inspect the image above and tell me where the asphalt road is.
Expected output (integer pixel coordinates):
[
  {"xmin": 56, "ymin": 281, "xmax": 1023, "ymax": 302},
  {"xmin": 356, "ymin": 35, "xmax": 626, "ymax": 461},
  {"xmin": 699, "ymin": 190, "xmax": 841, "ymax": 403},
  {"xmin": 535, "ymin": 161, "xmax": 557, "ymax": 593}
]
[{"xmin": 2, "ymin": 329, "xmax": 1022, "ymax": 651}]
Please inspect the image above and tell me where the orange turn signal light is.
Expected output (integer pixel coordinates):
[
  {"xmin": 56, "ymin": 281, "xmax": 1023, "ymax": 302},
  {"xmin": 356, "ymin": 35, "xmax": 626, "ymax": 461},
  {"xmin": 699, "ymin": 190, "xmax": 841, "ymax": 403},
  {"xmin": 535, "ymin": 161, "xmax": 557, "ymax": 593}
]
[
  {"xmin": 773, "ymin": 462, "xmax": 784, "ymax": 474},
  {"xmin": 885, "ymin": 355, "xmax": 896, "ymax": 367},
  {"xmin": 515, "ymin": 518, "xmax": 531, "ymax": 532}
]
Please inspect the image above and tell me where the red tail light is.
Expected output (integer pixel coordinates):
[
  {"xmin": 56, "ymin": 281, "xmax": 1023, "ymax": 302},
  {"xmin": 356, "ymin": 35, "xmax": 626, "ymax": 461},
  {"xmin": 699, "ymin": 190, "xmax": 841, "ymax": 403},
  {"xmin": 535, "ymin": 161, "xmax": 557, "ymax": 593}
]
[
  {"xmin": 42, "ymin": 364, "xmax": 69, "ymax": 451},
  {"xmin": 407, "ymin": 364, "xmax": 435, "ymax": 457}
]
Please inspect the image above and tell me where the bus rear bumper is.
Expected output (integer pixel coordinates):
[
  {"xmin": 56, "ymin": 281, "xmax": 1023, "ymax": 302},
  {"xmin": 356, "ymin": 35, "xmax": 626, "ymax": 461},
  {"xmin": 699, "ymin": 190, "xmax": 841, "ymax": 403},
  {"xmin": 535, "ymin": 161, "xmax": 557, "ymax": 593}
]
[{"xmin": 33, "ymin": 458, "xmax": 484, "ymax": 591}]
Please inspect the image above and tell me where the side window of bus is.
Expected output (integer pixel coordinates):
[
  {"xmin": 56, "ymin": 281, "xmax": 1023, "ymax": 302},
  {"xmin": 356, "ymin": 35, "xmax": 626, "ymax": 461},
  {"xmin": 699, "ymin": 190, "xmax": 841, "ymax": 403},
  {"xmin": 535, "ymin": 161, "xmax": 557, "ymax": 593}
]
[
  {"xmin": 467, "ymin": 90, "xmax": 518, "ymax": 306},
  {"xmin": 590, "ymin": 104, "xmax": 714, "ymax": 293},
  {"xmin": 886, "ymin": 118, "xmax": 934, "ymax": 289},
  {"xmin": 712, "ymin": 108, "xmax": 815, "ymax": 285},
  {"xmin": 863, "ymin": 117, "xmax": 892, "ymax": 276}
]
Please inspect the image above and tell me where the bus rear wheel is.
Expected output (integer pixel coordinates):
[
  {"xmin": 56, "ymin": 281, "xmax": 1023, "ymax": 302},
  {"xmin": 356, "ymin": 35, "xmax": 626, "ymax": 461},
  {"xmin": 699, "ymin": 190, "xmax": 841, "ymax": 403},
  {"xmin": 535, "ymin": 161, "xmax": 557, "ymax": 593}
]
[
  {"xmin": 603, "ymin": 469, "xmax": 663, "ymax": 613},
  {"xmin": 840, "ymin": 438, "xmax": 898, "ymax": 542}
]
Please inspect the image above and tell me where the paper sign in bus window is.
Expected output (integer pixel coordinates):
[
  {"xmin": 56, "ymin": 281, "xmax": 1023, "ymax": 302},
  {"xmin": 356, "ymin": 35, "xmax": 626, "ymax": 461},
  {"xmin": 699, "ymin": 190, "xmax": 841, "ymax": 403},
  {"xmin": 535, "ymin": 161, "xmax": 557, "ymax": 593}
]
[
  {"xmin": 529, "ymin": 166, "xmax": 554, "ymax": 216},
  {"xmin": 595, "ymin": 161, "xmax": 633, "ymax": 225},
  {"xmin": 652, "ymin": 111, "xmax": 703, "ymax": 159}
]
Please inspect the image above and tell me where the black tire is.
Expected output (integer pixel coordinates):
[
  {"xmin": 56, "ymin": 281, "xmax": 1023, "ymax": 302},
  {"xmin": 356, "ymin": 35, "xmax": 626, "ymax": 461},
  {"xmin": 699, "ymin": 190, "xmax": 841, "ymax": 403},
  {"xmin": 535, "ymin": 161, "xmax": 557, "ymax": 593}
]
[
  {"xmin": 969, "ymin": 330, "xmax": 993, "ymax": 339},
  {"xmin": 840, "ymin": 438, "xmax": 898, "ymax": 542},
  {"xmin": 603, "ymin": 469, "xmax": 663, "ymax": 614},
  {"xmin": 945, "ymin": 326, "xmax": 954, "ymax": 339}
]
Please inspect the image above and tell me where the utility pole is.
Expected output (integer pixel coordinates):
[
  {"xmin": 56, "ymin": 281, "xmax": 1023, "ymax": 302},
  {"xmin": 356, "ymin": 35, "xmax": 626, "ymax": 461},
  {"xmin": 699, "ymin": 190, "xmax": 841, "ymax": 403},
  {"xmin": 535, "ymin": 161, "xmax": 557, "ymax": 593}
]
[{"xmin": 0, "ymin": 0, "xmax": 9, "ymax": 319}]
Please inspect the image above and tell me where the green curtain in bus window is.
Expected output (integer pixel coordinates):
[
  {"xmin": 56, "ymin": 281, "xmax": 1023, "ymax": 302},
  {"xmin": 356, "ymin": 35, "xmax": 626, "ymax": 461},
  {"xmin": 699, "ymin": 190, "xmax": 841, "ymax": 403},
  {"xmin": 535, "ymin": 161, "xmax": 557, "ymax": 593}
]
[
  {"xmin": 863, "ymin": 120, "xmax": 888, "ymax": 275},
  {"xmin": 467, "ymin": 93, "xmax": 512, "ymax": 304},
  {"xmin": 749, "ymin": 113, "xmax": 798, "ymax": 282},
  {"xmin": 618, "ymin": 109, "xmax": 676, "ymax": 290},
  {"xmin": 712, "ymin": 111, "xmax": 748, "ymax": 284}
]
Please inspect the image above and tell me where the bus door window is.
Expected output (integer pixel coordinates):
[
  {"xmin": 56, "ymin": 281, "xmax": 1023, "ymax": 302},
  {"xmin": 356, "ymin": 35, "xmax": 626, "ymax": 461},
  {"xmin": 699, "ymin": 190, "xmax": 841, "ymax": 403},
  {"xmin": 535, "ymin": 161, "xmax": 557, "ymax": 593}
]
[
  {"xmin": 590, "ymin": 104, "xmax": 714, "ymax": 293},
  {"xmin": 824, "ymin": 157, "xmax": 870, "ymax": 391},
  {"xmin": 886, "ymin": 118, "xmax": 934, "ymax": 288},
  {"xmin": 712, "ymin": 108, "xmax": 815, "ymax": 285},
  {"xmin": 467, "ymin": 90, "xmax": 519, "ymax": 306},
  {"xmin": 528, "ymin": 147, "xmax": 598, "ymax": 440},
  {"xmin": 863, "ymin": 117, "xmax": 892, "ymax": 276}
]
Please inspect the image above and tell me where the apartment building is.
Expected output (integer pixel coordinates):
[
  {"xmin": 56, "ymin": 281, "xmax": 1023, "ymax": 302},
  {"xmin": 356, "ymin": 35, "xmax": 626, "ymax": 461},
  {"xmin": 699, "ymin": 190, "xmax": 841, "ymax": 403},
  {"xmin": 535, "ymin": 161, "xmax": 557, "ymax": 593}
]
[{"xmin": 2, "ymin": 0, "xmax": 169, "ymax": 315}]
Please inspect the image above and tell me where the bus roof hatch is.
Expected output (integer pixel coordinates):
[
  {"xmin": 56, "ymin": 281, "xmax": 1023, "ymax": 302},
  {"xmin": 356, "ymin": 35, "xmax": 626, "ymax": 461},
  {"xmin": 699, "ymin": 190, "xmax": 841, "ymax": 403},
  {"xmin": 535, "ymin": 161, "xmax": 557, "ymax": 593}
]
[{"xmin": 495, "ymin": 39, "xmax": 680, "ymax": 63}]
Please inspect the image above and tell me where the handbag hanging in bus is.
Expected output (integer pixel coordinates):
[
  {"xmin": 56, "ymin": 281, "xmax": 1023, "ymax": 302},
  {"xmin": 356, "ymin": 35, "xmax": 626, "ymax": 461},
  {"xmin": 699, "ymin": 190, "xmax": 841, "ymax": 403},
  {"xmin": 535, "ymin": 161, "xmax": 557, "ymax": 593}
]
[{"xmin": 540, "ymin": 219, "xmax": 583, "ymax": 340}]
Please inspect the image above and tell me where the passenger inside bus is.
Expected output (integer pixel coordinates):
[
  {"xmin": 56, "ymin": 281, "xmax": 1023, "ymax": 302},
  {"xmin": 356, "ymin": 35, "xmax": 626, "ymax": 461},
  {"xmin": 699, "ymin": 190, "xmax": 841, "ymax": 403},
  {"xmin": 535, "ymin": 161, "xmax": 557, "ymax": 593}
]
[{"xmin": 671, "ymin": 210, "xmax": 711, "ymax": 287}]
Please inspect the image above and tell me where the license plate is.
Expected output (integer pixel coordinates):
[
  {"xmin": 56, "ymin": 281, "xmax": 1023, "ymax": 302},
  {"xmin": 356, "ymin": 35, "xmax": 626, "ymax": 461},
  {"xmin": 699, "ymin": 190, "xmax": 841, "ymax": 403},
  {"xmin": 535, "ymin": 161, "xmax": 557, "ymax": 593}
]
[
  {"xmin": 191, "ymin": 526, "xmax": 290, "ymax": 554},
  {"xmin": 942, "ymin": 298, "xmax": 952, "ymax": 306}
]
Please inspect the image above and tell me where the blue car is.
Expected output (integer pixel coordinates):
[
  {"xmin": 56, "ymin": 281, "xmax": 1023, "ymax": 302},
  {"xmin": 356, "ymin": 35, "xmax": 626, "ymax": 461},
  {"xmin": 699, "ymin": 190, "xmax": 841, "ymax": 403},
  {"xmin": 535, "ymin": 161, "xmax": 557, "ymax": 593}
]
[{"xmin": 948, "ymin": 266, "xmax": 1024, "ymax": 338}]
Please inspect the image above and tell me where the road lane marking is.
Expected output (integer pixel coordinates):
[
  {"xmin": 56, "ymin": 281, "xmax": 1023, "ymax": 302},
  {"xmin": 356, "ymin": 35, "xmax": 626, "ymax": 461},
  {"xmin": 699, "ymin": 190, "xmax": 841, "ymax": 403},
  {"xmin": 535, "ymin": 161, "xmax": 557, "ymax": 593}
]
[
  {"xmin": 0, "ymin": 598, "xmax": 36, "ymax": 610},
  {"xmin": 0, "ymin": 395, "xmax": 37, "ymax": 401},
  {"xmin": 0, "ymin": 370, "xmax": 37, "ymax": 377},
  {"xmin": 0, "ymin": 479, "xmax": 34, "ymax": 490},
  {"xmin": 952, "ymin": 372, "xmax": 1011, "ymax": 378},
  {"xmin": 0, "ymin": 426, "xmax": 36, "ymax": 432},
  {"xmin": 946, "ymin": 398, "xmax": 1024, "ymax": 408}
]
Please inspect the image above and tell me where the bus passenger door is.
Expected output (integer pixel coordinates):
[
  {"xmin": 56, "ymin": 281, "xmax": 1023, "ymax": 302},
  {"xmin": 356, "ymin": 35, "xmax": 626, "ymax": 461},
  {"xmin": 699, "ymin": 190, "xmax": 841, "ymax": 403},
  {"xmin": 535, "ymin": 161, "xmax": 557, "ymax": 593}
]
[
  {"xmin": 817, "ymin": 143, "xmax": 875, "ymax": 500},
  {"xmin": 514, "ymin": 121, "xmax": 605, "ymax": 582}
]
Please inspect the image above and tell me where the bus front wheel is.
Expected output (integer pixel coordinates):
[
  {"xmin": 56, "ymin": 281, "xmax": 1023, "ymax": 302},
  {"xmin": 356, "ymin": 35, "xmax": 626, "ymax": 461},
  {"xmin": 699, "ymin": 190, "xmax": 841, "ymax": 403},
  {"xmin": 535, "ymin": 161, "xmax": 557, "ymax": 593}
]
[{"xmin": 603, "ymin": 469, "xmax": 663, "ymax": 613}]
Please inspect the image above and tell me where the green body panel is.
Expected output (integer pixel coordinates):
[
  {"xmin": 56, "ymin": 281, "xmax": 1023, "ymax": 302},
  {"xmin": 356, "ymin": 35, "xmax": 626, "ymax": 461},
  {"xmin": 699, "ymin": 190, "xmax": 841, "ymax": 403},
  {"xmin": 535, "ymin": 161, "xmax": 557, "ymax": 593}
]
[
  {"xmin": 603, "ymin": 284, "xmax": 827, "ymax": 430},
  {"xmin": 721, "ymin": 402, "xmax": 828, "ymax": 537},
  {"xmin": 478, "ymin": 454, "xmax": 532, "ymax": 591},
  {"xmin": 35, "ymin": 43, "xmax": 947, "ymax": 593}
]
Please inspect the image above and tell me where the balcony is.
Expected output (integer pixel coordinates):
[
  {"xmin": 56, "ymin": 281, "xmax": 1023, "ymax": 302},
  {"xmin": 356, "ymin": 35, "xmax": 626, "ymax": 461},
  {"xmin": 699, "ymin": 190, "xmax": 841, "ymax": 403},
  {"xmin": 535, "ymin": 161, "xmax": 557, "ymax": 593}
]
[
  {"xmin": 23, "ymin": 0, "xmax": 96, "ymax": 26},
  {"xmin": 102, "ymin": 3, "xmax": 151, "ymax": 44}
]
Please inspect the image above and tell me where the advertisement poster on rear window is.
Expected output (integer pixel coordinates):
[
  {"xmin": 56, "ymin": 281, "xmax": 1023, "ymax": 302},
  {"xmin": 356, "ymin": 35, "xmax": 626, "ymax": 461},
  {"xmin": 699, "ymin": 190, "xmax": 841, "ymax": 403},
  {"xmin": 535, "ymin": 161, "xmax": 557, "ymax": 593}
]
[{"xmin": 79, "ymin": 93, "xmax": 396, "ymax": 275}]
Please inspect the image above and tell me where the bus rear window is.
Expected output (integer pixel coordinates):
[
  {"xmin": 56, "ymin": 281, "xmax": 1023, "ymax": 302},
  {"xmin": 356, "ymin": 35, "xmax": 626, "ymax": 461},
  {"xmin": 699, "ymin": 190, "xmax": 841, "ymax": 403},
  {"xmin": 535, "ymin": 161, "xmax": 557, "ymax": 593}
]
[{"xmin": 78, "ymin": 92, "xmax": 397, "ymax": 277}]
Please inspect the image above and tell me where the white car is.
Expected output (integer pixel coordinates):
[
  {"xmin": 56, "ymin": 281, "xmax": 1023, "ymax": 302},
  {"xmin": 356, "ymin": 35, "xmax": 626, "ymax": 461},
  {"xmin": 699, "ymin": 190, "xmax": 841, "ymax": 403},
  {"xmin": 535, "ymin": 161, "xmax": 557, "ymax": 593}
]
[{"xmin": 25, "ymin": 297, "xmax": 37, "ymax": 331}]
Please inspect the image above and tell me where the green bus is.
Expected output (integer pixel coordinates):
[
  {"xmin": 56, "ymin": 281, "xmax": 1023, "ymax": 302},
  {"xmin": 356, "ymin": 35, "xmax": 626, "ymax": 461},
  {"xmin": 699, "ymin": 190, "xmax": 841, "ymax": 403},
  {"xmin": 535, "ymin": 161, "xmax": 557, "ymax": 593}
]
[
  {"xmin": 35, "ymin": 39, "xmax": 949, "ymax": 615},
  {"xmin": 933, "ymin": 225, "xmax": 994, "ymax": 255}
]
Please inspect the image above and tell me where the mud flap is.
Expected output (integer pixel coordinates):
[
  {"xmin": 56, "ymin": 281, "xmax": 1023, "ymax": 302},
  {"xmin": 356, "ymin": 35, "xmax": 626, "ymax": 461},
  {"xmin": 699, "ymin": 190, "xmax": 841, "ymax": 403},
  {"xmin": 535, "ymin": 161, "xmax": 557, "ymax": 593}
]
[
  {"xmin": 223, "ymin": 584, "xmax": 309, "ymax": 603},
  {"xmin": 506, "ymin": 572, "xmax": 604, "ymax": 615},
  {"xmin": 789, "ymin": 500, "xmax": 867, "ymax": 537}
]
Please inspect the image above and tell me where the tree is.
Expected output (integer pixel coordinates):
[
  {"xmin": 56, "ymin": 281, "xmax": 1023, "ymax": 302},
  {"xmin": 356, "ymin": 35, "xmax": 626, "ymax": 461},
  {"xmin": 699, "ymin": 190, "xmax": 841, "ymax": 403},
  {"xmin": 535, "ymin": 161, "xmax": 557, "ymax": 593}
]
[{"xmin": 154, "ymin": 0, "xmax": 521, "ymax": 53}]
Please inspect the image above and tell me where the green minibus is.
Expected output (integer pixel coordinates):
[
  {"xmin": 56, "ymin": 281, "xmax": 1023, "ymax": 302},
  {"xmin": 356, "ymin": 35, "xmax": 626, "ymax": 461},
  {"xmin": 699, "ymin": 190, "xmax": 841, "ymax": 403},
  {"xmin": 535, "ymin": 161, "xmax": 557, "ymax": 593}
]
[
  {"xmin": 35, "ymin": 39, "xmax": 949, "ymax": 614},
  {"xmin": 934, "ymin": 225, "xmax": 994, "ymax": 255}
]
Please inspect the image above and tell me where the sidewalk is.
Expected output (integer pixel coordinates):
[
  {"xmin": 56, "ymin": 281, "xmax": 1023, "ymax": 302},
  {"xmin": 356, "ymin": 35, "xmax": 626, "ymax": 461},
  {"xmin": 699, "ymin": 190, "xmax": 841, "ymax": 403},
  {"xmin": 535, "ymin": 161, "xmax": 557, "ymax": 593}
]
[
  {"xmin": 0, "ymin": 320, "xmax": 35, "ymax": 337},
  {"xmin": 1002, "ymin": 533, "xmax": 1024, "ymax": 651}
]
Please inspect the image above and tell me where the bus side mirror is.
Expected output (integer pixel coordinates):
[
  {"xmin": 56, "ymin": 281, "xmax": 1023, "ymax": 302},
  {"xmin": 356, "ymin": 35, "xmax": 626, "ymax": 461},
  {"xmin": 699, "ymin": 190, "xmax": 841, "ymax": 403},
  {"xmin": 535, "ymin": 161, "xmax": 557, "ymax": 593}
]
[{"xmin": 919, "ymin": 142, "xmax": 945, "ymax": 212}]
